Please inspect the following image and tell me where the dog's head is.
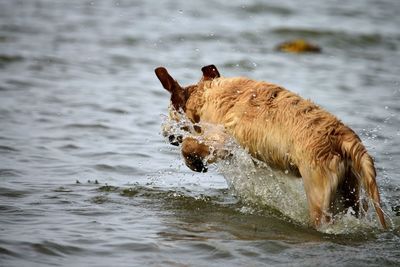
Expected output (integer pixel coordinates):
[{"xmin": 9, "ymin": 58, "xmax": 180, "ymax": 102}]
[
  {"xmin": 155, "ymin": 65, "xmax": 221, "ymax": 147},
  {"xmin": 154, "ymin": 65, "xmax": 220, "ymax": 113}
]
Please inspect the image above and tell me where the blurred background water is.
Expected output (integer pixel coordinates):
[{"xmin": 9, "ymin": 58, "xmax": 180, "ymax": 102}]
[{"xmin": 0, "ymin": 0, "xmax": 400, "ymax": 266}]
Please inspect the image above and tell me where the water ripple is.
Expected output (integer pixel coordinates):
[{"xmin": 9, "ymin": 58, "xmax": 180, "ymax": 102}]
[
  {"xmin": 31, "ymin": 241, "xmax": 84, "ymax": 257},
  {"xmin": 0, "ymin": 145, "xmax": 19, "ymax": 152},
  {"xmin": 241, "ymin": 3, "xmax": 293, "ymax": 15},
  {"xmin": 0, "ymin": 169, "xmax": 23, "ymax": 178},
  {"xmin": 0, "ymin": 54, "xmax": 24, "ymax": 67},
  {"xmin": 0, "ymin": 187, "xmax": 29, "ymax": 198},
  {"xmin": 62, "ymin": 123, "xmax": 111, "ymax": 130},
  {"xmin": 93, "ymin": 164, "xmax": 138, "ymax": 174},
  {"xmin": 0, "ymin": 246, "xmax": 20, "ymax": 257}
]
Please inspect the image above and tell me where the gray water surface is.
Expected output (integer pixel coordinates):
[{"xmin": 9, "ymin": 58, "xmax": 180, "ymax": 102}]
[{"xmin": 1, "ymin": 0, "xmax": 400, "ymax": 266}]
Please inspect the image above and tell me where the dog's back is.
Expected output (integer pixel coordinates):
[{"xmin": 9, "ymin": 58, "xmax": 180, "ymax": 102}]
[{"xmin": 191, "ymin": 77, "xmax": 342, "ymax": 167}]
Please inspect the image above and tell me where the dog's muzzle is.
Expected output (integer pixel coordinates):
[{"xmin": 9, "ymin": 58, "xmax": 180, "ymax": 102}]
[{"xmin": 184, "ymin": 154, "xmax": 208, "ymax": 173}]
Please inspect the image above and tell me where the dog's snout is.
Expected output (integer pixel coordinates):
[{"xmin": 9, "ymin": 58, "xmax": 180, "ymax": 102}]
[{"xmin": 185, "ymin": 154, "xmax": 208, "ymax": 173}]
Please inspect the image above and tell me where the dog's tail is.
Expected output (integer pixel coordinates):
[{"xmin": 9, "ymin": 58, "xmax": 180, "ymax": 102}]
[{"xmin": 342, "ymin": 139, "xmax": 387, "ymax": 229}]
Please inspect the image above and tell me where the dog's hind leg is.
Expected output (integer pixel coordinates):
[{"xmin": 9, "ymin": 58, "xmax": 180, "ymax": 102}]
[{"xmin": 299, "ymin": 165, "xmax": 336, "ymax": 228}]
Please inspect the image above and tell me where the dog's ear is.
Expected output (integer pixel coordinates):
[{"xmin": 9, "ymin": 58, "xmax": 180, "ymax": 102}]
[
  {"xmin": 155, "ymin": 67, "xmax": 186, "ymax": 111},
  {"xmin": 155, "ymin": 67, "xmax": 182, "ymax": 94},
  {"xmin": 201, "ymin": 65, "xmax": 220, "ymax": 80}
]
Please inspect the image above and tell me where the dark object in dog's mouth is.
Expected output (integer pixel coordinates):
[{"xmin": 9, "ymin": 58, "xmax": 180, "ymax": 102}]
[{"xmin": 168, "ymin": 134, "xmax": 183, "ymax": 146}]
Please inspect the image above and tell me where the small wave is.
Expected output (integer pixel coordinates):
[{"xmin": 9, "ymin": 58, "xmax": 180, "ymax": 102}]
[
  {"xmin": 0, "ymin": 54, "xmax": 24, "ymax": 67},
  {"xmin": 0, "ymin": 169, "xmax": 23, "ymax": 178},
  {"xmin": 103, "ymin": 107, "xmax": 129, "ymax": 114},
  {"xmin": 62, "ymin": 123, "xmax": 110, "ymax": 130},
  {"xmin": 109, "ymin": 54, "xmax": 132, "ymax": 66},
  {"xmin": 0, "ymin": 24, "xmax": 40, "ymax": 35},
  {"xmin": 95, "ymin": 184, "xmax": 233, "ymax": 208},
  {"xmin": 5, "ymin": 79, "xmax": 33, "ymax": 90},
  {"xmin": 94, "ymin": 164, "xmax": 137, "ymax": 174},
  {"xmin": 241, "ymin": 3, "xmax": 292, "ymax": 15},
  {"xmin": 67, "ymin": 102, "xmax": 102, "ymax": 109},
  {"xmin": 122, "ymin": 36, "xmax": 140, "ymax": 46},
  {"xmin": 31, "ymin": 241, "xmax": 84, "ymax": 257},
  {"xmin": 108, "ymin": 241, "xmax": 160, "ymax": 252},
  {"xmin": 272, "ymin": 27, "xmax": 337, "ymax": 38},
  {"xmin": 99, "ymin": 36, "xmax": 141, "ymax": 48},
  {"xmin": 31, "ymin": 55, "xmax": 66, "ymax": 66},
  {"xmin": 0, "ymin": 187, "xmax": 29, "ymax": 198},
  {"xmin": 0, "ymin": 246, "xmax": 19, "ymax": 257},
  {"xmin": 58, "ymin": 144, "xmax": 81, "ymax": 150},
  {"xmin": 129, "ymin": 152, "xmax": 151, "ymax": 159},
  {"xmin": 164, "ymin": 32, "xmax": 235, "ymax": 44},
  {"xmin": 0, "ymin": 145, "xmax": 19, "ymax": 152}
]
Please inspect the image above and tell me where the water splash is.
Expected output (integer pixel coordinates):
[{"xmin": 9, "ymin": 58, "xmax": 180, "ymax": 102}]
[{"xmin": 216, "ymin": 143, "xmax": 310, "ymax": 225}]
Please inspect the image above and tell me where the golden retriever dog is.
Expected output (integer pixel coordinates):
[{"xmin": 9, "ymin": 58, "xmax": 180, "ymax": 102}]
[{"xmin": 155, "ymin": 65, "xmax": 387, "ymax": 229}]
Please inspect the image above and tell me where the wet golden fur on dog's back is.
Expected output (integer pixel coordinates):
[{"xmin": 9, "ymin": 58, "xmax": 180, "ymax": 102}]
[{"xmin": 186, "ymin": 77, "xmax": 362, "ymax": 172}]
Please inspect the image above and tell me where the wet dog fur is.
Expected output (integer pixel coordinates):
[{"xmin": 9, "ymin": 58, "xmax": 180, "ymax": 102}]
[{"xmin": 155, "ymin": 65, "xmax": 387, "ymax": 229}]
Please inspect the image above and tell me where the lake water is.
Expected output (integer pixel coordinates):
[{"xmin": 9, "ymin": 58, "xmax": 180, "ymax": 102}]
[{"xmin": 1, "ymin": 0, "xmax": 400, "ymax": 266}]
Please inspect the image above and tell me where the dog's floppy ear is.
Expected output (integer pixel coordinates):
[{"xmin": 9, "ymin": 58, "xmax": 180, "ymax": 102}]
[
  {"xmin": 201, "ymin": 65, "xmax": 220, "ymax": 80},
  {"xmin": 155, "ymin": 66, "xmax": 186, "ymax": 111},
  {"xmin": 155, "ymin": 67, "xmax": 181, "ymax": 93}
]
